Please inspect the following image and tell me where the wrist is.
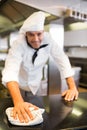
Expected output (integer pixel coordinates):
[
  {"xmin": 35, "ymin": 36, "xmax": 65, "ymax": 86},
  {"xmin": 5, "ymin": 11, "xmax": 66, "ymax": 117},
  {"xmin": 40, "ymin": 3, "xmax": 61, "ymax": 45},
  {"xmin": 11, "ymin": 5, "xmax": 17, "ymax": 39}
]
[
  {"xmin": 66, "ymin": 77, "xmax": 77, "ymax": 90},
  {"xmin": 6, "ymin": 81, "xmax": 24, "ymax": 105}
]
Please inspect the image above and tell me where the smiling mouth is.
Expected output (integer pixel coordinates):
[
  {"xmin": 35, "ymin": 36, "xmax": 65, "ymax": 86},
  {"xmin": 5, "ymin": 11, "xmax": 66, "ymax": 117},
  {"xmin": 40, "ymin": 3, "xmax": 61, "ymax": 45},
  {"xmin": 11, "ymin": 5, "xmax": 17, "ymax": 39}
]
[{"xmin": 32, "ymin": 41, "xmax": 40, "ymax": 44}]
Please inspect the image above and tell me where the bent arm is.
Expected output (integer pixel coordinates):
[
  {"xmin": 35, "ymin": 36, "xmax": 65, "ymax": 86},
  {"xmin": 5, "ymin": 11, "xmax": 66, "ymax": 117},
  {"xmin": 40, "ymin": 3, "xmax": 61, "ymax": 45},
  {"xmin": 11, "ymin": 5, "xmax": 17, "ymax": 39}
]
[
  {"xmin": 49, "ymin": 37, "xmax": 79, "ymax": 101},
  {"xmin": 6, "ymin": 81, "xmax": 38, "ymax": 123}
]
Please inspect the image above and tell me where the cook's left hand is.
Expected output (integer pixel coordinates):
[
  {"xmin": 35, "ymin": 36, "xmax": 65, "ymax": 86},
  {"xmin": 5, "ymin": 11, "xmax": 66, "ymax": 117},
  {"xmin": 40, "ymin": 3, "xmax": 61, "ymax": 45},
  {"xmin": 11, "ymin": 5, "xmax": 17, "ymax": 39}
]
[{"xmin": 62, "ymin": 88, "xmax": 79, "ymax": 101}]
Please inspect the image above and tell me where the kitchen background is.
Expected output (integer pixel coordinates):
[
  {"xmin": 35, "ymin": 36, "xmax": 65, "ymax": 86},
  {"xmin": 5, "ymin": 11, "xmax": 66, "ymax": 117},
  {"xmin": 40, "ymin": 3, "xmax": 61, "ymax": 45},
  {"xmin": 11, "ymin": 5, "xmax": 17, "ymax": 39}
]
[{"xmin": 0, "ymin": 0, "xmax": 87, "ymax": 97}]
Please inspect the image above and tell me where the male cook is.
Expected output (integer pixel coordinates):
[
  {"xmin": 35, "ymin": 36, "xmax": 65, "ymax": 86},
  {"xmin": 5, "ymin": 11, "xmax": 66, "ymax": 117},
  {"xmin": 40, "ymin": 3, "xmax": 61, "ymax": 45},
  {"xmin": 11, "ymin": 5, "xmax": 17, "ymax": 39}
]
[{"xmin": 2, "ymin": 11, "xmax": 78, "ymax": 123}]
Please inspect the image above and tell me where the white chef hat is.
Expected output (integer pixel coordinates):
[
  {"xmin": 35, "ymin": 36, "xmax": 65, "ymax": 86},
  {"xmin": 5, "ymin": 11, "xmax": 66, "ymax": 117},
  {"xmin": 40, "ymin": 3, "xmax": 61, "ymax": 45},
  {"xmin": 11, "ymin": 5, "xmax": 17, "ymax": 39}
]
[{"xmin": 19, "ymin": 11, "xmax": 45, "ymax": 34}]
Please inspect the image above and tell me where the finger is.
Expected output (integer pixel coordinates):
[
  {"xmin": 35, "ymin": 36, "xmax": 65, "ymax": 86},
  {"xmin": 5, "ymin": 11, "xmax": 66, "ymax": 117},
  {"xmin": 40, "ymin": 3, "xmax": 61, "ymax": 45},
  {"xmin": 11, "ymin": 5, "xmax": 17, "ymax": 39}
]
[
  {"xmin": 61, "ymin": 91, "xmax": 67, "ymax": 97},
  {"xmin": 25, "ymin": 107, "xmax": 34, "ymax": 120},
  {"xmin": 21, "ymin": 108, "xmax": 32, "ymax": 123},
  {"xmin": 12, "ymin": 108, "xmax": 17, "ymax": 119},
  {"xmin": 29, "ymin": 103, "xmax": 39, "ymax": 110},
  {"xmin": 17, "ymin": 110, "xmax": 25, "ymax": 123},
  {"xmin": 74, "ymin": 92, "xmax": 79, "ymax": 100},
  {"xmin": 64, "ymin": 93, "xmax": 71, "ymax": 101},
  {"xmin": 10, "ymin": 109, "xmax": 14, "ymax": 117}
]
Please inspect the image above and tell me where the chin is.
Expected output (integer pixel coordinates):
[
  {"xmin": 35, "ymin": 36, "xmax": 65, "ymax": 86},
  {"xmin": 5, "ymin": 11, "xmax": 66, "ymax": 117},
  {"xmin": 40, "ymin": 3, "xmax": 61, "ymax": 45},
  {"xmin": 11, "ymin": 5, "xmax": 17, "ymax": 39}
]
[
  {"xmin": 34, "ymin": 44, "xmax": 41, "ymax": 49},
  {"xmin": 32, "ymin": 42, "xmax": 41, "ymax": 49},
  {"xmin": 34, "ymin": 46, "xmax": 40, "ymax": 49}
]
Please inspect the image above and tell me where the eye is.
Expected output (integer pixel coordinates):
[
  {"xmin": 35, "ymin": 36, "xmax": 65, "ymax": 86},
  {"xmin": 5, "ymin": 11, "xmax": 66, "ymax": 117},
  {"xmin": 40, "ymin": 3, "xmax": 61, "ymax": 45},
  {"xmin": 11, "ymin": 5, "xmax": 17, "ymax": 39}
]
[
  {"xmin": 29, "ymin": 33, "xmax": 33, "ymax": 36},
  {"xmin": 26, "ymin": 33, "xmax": 33, "ymax": 37},
  {"xmin": 37, "ymin": 33, "xmax": 41, "ymax": 36}
]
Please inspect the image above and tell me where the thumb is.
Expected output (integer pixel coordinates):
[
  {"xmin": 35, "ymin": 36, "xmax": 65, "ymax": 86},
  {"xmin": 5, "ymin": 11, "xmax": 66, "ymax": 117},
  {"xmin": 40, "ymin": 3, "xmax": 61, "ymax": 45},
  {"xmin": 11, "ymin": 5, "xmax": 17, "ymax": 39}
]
[{"xmin": 61, "ymin": 90, "xmax": 67, "ymax": 97}]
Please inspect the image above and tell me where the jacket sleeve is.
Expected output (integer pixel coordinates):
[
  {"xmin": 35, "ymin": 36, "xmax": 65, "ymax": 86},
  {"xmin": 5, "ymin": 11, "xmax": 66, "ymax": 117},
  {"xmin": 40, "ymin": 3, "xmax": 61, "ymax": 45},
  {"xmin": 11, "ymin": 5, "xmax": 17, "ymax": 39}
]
[
  {"xmin": 49, "ymin": 36, "xmax": 74, "ymax": 79},
  {"xmin": 2, "ymin": 39, "xmax": 24, "ymax": 86}
]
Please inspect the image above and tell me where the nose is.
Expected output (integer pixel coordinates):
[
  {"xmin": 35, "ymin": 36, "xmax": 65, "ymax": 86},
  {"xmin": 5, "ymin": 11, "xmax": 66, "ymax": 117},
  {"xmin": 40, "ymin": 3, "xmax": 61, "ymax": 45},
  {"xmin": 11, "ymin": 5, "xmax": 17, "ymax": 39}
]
[{"xmin": 33, "ymin": 35, "xmax": 38, "ymax": 41}]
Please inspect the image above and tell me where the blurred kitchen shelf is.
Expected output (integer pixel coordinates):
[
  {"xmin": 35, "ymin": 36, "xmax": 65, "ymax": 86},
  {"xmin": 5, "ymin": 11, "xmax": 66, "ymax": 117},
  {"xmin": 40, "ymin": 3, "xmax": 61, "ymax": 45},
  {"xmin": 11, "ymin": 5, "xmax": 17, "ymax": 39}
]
[
  {"xmin": 64, "ymin": 45, "xmax": 87, "ymax": 48},
  {"xmin": 79, "ymin": 83, "xmax": 87, "ymax": 88},
  {"xmin": 78, "ymin": 86, "xmax": 87, "ymax": 92}
]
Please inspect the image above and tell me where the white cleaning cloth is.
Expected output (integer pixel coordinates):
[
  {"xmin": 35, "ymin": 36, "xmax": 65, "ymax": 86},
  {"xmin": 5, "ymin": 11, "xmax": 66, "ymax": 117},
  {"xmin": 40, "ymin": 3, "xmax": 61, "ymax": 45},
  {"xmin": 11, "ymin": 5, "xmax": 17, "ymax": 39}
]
[{"xmin": 5, "ymin": 107, "xmax": 45, "ymax": 126}]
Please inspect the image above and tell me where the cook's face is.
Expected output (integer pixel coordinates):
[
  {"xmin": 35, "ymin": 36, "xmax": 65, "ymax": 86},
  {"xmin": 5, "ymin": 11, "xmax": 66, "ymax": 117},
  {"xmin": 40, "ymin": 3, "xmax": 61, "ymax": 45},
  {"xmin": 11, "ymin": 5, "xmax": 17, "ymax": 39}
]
[{"xmin": 26, "ymin": 30, "xmax": 44, "ymax": 49}]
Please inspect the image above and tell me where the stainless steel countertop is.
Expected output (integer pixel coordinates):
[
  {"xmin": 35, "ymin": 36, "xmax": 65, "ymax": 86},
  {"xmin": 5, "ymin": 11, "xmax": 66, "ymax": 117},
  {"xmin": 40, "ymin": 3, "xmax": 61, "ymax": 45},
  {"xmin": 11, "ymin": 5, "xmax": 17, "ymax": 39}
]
[{"xmin": 0, "ymin": 92, "xmax": 87, "ymax": 130}]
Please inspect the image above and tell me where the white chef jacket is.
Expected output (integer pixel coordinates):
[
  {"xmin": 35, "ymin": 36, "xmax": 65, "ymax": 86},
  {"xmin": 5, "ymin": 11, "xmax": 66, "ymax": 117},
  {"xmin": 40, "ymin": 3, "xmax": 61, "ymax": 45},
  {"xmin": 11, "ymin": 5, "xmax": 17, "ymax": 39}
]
[{"xmin": 2, "ymin": 32, "xmax": 74, "ymax": 95}]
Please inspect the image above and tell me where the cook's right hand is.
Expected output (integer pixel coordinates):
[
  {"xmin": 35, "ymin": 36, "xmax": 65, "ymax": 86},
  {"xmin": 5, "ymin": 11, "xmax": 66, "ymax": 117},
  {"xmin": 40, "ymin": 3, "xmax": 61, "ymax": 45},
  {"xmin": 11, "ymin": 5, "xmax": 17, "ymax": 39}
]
[{"xmin": 10, "ymin": 101, "xmax": 38, "ymax": 123}]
